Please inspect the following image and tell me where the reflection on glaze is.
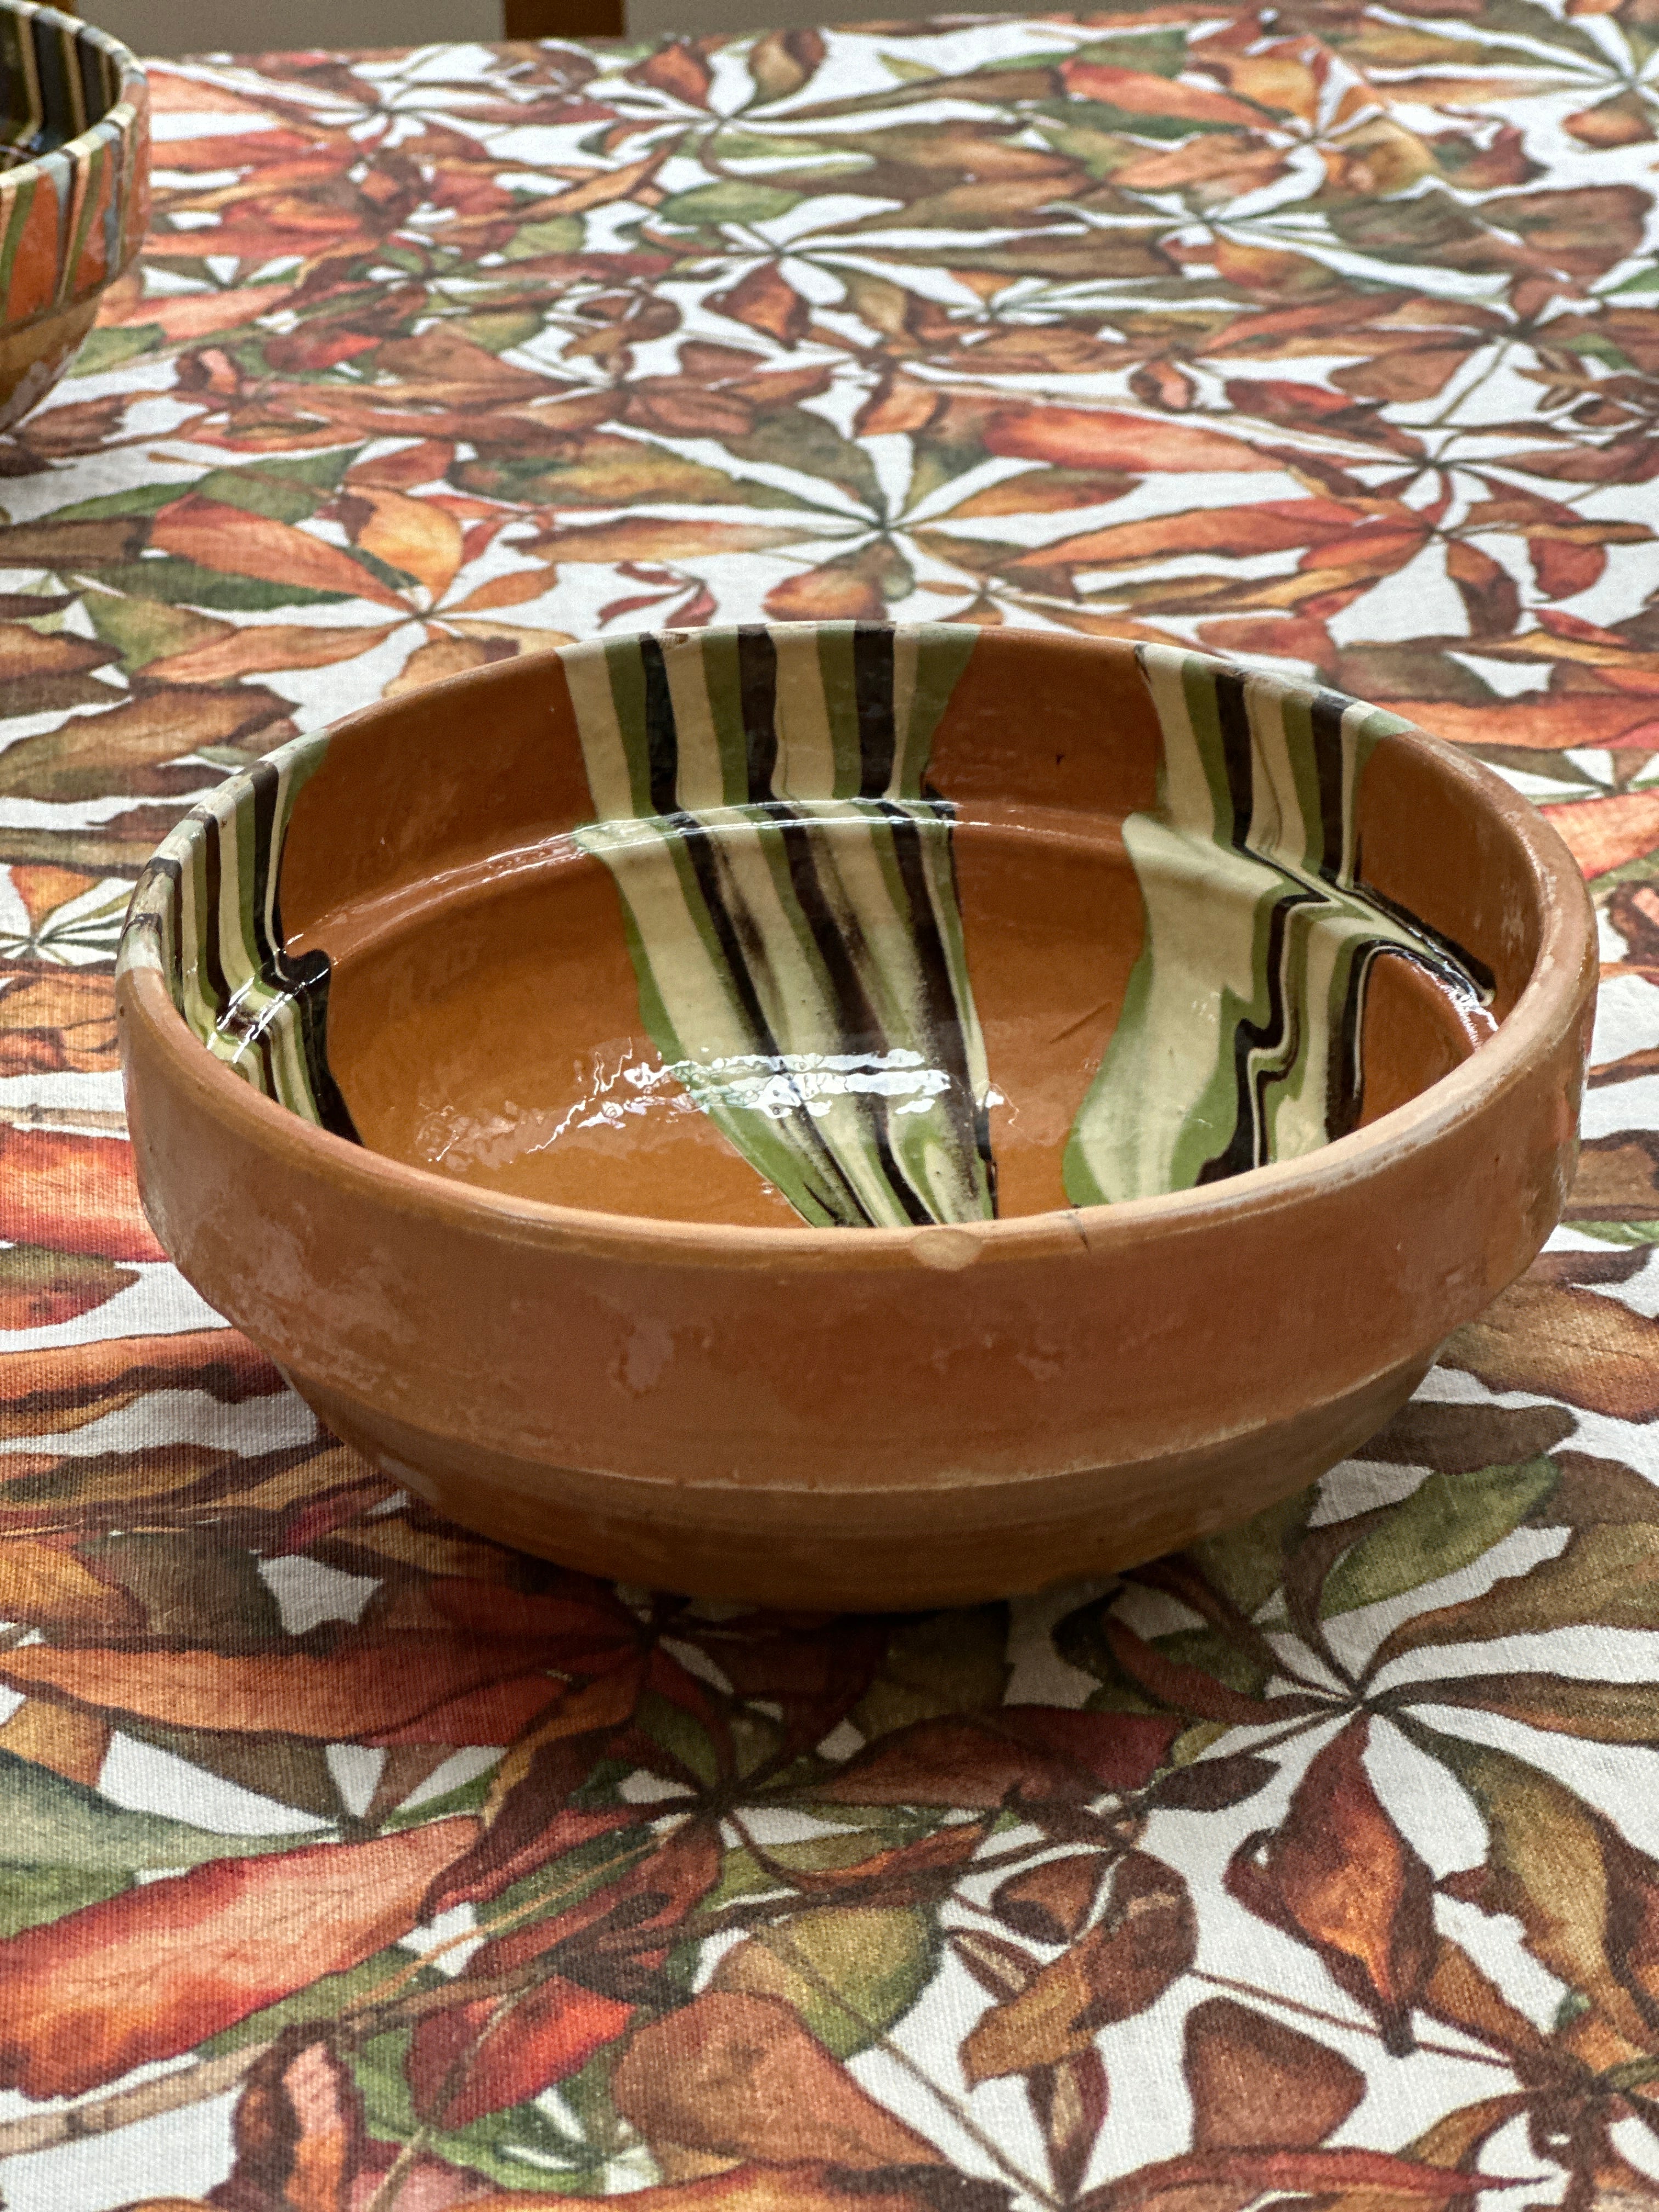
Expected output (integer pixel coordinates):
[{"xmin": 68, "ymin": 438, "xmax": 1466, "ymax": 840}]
[
  {"xmin": 119, "ymin": 743, "xmax": 359, "ymax": 1141},
  {"xmin": 414, "ymin": 1041, "xmax": 985, "ymax": 1182},
  {"xmin": 1063, "ymin": 645, "xmax": 1494, "ymax": 1206},
  {"xmin": 560, "ymin": 623, "xmax": 997, "ymax": 1229}
]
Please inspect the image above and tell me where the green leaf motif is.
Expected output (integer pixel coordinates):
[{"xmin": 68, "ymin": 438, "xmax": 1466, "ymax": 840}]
[
  {"xmin": 710, "ymin": 1822, "xmax": 914, "ymax": 1908},
  {"xmin": 713, "ymin": 1903, "xmax": 937, "ymax": 2057},
  {"xmin": 658, "ymin": 180, "xmax": 804, "ymax": 227},
  {"xmin": 352, "ymin": 2025, "xmax": 610, "ymax": 2190},
  {"xmin": 191, "ymin": 466, "xmax": 325, "ymax": 526},
  {"xmin": 93, "ymin": 558, "xmax": 353, "ymax": 613},
  {"xmin": 853, "ymin": 1605, "xmax": 1010, "ymax": 1739},
  {"xmin": 504, "ymin": 215, "xmax": 585, "ymax": 260},
  {"xmin": 1071, "ymin": 29, "xmax": 1188, "ymax": 73},
  {"xmin": 66, "ymin": 325, "xmax": 161, "ymax": 377},
  {"xmin": 81, "ymin": 592, "xmax": 225, "ymax": 670},
  {"xmin": 460, "ymin": 310, "xmax": 545, "ymax": 356},
  {"xmin": 0, "ymin": 1243, "xmax": 135, "ymax": 1312},
  {"xmin": 201, "ymin": 1945, "xmax": 428, "ymax": 2057},
  {"xmin": 0, "ymin": 1749, "xmax": 311, "ymax": 1939},
  {"xmin": 1193, "ymin": 1490, "xmax": 1316, "ymax": 1617},
  {"xmin": 0, "ymin": 1862, "xmax": 131, "ymax": 1939},
  {"xmin": 1322, "ymin": 1456, "xmax": 1559, "ymax": 1618},
  {"xmin": 49, "ymin": 482, "xmax": 186, "ymax": 524}
]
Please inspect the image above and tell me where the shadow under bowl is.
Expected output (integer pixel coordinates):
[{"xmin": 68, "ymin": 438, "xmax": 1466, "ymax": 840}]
[
  {"xmin": 117, "ymin": 626, "xmax": 1596, "ymax": 1609},
  {"xmin": 0, "ymin": 3, "xmax": 148, "ymax": 432}
]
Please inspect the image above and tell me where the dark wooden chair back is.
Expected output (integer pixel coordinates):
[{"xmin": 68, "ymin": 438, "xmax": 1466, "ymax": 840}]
[{"xmin": 504, "ymin": 0, "xmax": 626, "ymax": 36}]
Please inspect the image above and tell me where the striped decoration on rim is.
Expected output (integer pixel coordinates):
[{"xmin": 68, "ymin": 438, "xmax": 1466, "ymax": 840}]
[
  {"xmin": 119, "ymin": 735, "xmax": 360, "ymax": 1143},
  {"xmin": 1063, "ymin": 645, "xmax": 1494, "ymax": 1206},
  {"xmin": 0, "ymin": 3, "xmax": 147, "ymax": 331},
  {"xmin": 118, "ymin": 630, "xmax": 1498, "ymax": 1229},
  {"xmin": 562, "ymin": 622, "xmax": 995, "ymax": 1229}
]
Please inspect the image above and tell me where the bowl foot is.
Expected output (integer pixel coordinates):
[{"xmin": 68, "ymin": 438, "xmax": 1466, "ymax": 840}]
[{"xmin": 280, "ymin": 1351, "xmax": 1437, "ymax": 1611}]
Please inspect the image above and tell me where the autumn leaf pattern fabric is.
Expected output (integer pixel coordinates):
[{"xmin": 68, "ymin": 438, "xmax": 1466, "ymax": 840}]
[{"xmin": 0, "ymin": 7, "xmax": 1657, "ymax": 2207}]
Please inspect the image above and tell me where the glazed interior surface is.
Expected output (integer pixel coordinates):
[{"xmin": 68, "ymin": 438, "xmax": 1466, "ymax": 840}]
[
  {"xmin": 0, "ymin": 8, "xmax": 124, "ymax": 159},
  {"xmin": 121, "ymin": 628, "xmax": 1521, "ymax": 1232}
]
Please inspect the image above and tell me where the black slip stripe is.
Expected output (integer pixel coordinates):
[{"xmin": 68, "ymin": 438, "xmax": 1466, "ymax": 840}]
[
  {"xmin": 1310, "ymin": 690, "xmax": 1350, "ymax": 884},
  {"xmin": 29, "ymin": 14, "xmax": 70, "ymax": 146},
  {"xmin": 127, "ymin": 856, "xmax": 184, "ymax": 994},
  {"xmin": 1328, "ymin": 940, "xmax": 1375, "ymax": 1139},
  {"xmin": 640, "ymin": 636, "xmax": 678, "ymax": 817},
  {"xmin": 77, "ymin": 34, "xmax": 104, "ymax": 131},
  {"xmin": 284, "ymin": 949, "xmax": 362, "ymax": 1144},
  {"xmin": 1253, "ymin": 984, "xmax": 1302, "ymax": 1154},
  {"xmin": 238, "ymin": 770, "xmax": 282, "ymax": 1102},
  {"xmin": 853, "ymin": 624, "xmax": 896, "ymax": 799},
  {"xmin": 721, "ymin": 808, "xmax": 879, "ymax": 1223},
  {"xmin": 1195, "ymin": 885, "xmax": 1318, "ymax": 1186},
  {"xmin": 882, "ymin": 804, "xmax": 991, "ymax": 1214},
  {"xmin": 194, "ymin": 808, "xmax": 232, "ymax": 1021},
  {"xmin": 1328, "ymin": 936, "xmax": 1488, "ymax": 1143},
  {"xmin": 771, "ymin": 807, "xmax": 884, "ymax": 1056},
  {"xmin": 737, "ymin": 625, "xmax": 778, "ymax": 802},
  {"xmin": 261, "ymin": 763, "xmax": 362, "ymax": 1144},
  {"xmin": 682, "ymin": 815, "xmax": 782, "ymax": 1054},
  {"xmin": 0, "ymin": 18, "xmax": 29, "ymax": 154},
  {"xmin": 1215, "ymin": 671, "xmax": 1254, "ymax": 852},
  {"xmin": 247, "ymin": 763, "xmax": 280, "ymax": 971},
  {"xmin": 165, "ymin": 859, "xmax": 184, "ymax": 999},
  {"xmin": 696, "ymin": 811, "xmax": 879, "ymax": 1224},
  {"xmin": 1360, "ymin": 880, "xmax": 1497, "ymax": 998}
]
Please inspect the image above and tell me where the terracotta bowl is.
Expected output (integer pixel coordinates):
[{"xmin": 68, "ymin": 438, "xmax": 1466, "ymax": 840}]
[
  {"xmin": 117, "ymin": 628, "xmax": 1595, "ymax": 1609},
  {"xmin": 0, "ymin": 4, "xmax": 147, "ymax": 433},
  {"xmin": 0, "ymin": 5, "xmax": 147, "ymax": 436}
]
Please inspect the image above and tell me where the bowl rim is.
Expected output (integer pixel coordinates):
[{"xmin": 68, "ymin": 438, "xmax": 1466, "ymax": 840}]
[
  {"xmin": 0, "ymin": 2, "xmax": 147, "ymax": 318},
  {"xmin": 119, "ymin": 628, "xmax": 1599, "ymax": 1274}
]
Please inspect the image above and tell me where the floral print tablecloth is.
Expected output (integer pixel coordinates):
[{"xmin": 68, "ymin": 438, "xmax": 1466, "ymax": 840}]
[{"xmin": 0, "ymin": 9, "xmax": 1657, "ymax": 2207}]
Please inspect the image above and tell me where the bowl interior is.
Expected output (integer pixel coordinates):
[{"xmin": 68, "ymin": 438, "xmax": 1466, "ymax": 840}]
[
  {"xmin": 122, "ymin": 627, "xmax": 1537, "ymax": 1232},
  {"xmin": 0, "ymin": 6, "xmax": 126, "ymax": 166}
]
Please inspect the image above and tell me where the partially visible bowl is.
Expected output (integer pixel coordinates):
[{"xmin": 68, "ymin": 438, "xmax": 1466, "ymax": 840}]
[
  {"xmin": 0, "ymin": 4, "xmax": 147, "ymax": 432},
  {"xmin": 116, "ymin": 628, "xmax": 1596, "ymax": 1609}
]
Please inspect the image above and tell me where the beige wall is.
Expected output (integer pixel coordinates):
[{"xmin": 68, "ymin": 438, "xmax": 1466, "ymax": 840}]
[
  {"xmin": 82, "ymin": 2, "xmax": 500, "ymax": 54},
  {"xmin": 78, "ymin": 0, "xmax": 866, "ymax": 52}
]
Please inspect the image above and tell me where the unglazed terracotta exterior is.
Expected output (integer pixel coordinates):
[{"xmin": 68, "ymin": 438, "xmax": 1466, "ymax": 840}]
[
  {"xmin": 116, "ymin": 628, "xmax": 1597, "ymax": 1608},
  {"xmin": 0, "ymin": 5, "xmax": 148, "ymax": 432}
]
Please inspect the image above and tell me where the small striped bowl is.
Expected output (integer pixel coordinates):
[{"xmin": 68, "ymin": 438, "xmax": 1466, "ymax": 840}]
[{"xmin": 0, "ymin": 3, "xmax": 148, "ymax": 431}]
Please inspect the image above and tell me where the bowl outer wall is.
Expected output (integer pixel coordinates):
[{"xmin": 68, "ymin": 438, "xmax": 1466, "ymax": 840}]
[{"xmin": 116, "ymin": 650, "xmax": 1599, "ymax": 1601}]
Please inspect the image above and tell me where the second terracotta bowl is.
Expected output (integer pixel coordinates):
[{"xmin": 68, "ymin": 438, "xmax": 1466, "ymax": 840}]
[
  {"xmin": 0, "ymin": 5, "xmax": 148, "ymax": 431},
  {"xmin": 117, "ymin": 628, "xmax": 1595, "ymax": 1608}
]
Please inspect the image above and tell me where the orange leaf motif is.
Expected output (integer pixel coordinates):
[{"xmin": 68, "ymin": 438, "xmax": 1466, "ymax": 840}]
[
  {"xmin": 150, "ymin": 496, "xmax": 407, "ymax": 610},
  {"xmin": 0, "ymin": 1129, "xmax": 165, "ymax": 1263},
  {"xmin": 1059, "ymin": 60, "xmax": 1262, "ymax": 125},
  {"xmin": 406, "ymin": 1971, "xmax": 636, "ymax": 2128},
  {"xmin": 985, "ymin": 406, "xmax": 1274, "ymax": 476},
  {"xmin": 0, "ymin": 1818, "xmax": 476, "ymax": 2097},
  {"xmin": 144, "ymin": 623, "xmax": 396, "ymax": 687},
  {"xmin": 712, "ymin": 262, "xmax": 810, "ymax": 346},
  {"xmin": 1226, "ymin": 1719, "xmax": 1435, "ymax": 2054},
  {"xmin": 0, "ymin": 1640, "xmax": 562, "ymax": 1744},
  {"xmin": 343, "ymin": 486, "xmax": 465, "ymax": 602},
  {"xmin": 462, "ymin": 2169, "xmax": 967, "ymax": 2212},
  {"xmin": 613, "ymin": 1990, "xmax": 946, "ymax": 2168},
  {"xmin": 963, "ymin": 1853, "xmax": 1195, "ymax": 2083},
  {"xmin": 810, "ymin": 1708, "xmax": 1179, "ymax": 1807},
  {"xmin": 1183, "ymin": 1997, "xmax": 1364, "ymax": 2146},
  {"xmin": 992, "ymin": 1853, "xmax": 1108, "ymax": 1945}
]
